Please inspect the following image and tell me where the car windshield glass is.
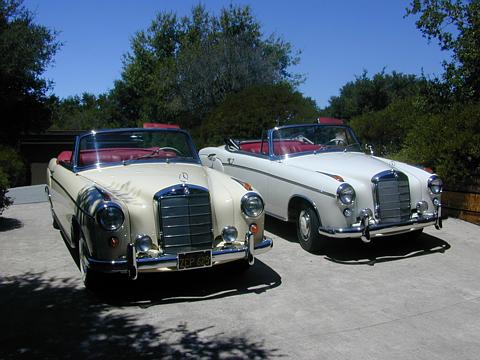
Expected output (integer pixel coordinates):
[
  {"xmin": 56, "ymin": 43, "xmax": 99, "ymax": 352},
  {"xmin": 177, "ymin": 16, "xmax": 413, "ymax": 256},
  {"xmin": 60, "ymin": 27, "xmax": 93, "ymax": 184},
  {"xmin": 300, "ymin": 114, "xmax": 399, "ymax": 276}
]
[
  {"xmin": 271, "ymin": 125, "xmax": 362, "ymax": 156},
  {"xmin": 77, "ymin": 130, "xmax": 197, "ymax": 167}
]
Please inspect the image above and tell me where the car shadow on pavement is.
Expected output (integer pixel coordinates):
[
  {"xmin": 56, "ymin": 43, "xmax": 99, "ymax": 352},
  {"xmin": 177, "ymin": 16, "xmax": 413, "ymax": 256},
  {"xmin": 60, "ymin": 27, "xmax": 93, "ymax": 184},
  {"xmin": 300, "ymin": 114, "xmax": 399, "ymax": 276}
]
[
  {"xmin": 94, "ymin": 259, "xmax": 282, "ymax": 308},
  {"xmin": 57, "ymin": 229, "xmax": 282, "ymax": 307},
  {"xmin": 0, "ymin": 217, "xmax": 23, "ymax": 232},
  {"xmin": 265, "ymin": 215, "xmax": 451, "ymax": 265},
  {"xmin": 0, "ymin": 272, "xmax": 283, "ymax": 359}
]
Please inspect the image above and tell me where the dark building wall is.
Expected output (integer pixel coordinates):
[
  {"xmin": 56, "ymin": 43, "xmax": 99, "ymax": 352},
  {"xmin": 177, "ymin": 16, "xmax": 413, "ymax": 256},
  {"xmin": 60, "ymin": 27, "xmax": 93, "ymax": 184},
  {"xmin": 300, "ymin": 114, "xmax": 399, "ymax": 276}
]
[{"xmin": 20, "ymin": 131, "xmax": 83, "ymax": 185}]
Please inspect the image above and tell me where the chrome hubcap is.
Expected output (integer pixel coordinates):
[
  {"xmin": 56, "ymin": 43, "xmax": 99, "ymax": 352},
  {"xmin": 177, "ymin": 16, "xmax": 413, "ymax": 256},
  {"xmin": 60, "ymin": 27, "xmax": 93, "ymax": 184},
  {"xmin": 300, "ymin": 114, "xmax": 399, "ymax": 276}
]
[{"xmin": 299, "ymin": 210, "xmax": 311, "ymax": 241}]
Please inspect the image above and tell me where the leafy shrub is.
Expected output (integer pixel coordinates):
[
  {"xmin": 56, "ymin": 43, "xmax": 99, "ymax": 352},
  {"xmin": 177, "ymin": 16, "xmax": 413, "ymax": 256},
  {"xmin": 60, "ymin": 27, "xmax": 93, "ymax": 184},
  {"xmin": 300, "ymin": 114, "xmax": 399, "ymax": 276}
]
[
  {"xmin": 0, "ymin": 145, "xmax": 26, "ymax": 214},
  {"xmin": 0, "ymin": 170, "xmax": 13, "ymax": 215},
  {"xmin": 397, "ymin": 102, "xmax": 480, "ymax": 186},
  {"xmin": 349, "ymin": 97, "xmax": 425, "ymax": 156}
]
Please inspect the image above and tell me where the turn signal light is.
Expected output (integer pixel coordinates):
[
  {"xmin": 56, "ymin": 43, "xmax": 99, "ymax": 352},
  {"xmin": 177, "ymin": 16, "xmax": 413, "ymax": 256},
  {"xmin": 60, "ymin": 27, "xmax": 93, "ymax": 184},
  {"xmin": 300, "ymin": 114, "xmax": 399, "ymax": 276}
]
[
  {"xmin": 243, "ymin": 182, "xmax": 253, "ymax": 191},
  {"xmin": 109, "ymin": 236, "xmax": 119, "ymax": 248},
  {"xmin": 249, "ymin": 223, "xmax": 258, "ymax": 234}
]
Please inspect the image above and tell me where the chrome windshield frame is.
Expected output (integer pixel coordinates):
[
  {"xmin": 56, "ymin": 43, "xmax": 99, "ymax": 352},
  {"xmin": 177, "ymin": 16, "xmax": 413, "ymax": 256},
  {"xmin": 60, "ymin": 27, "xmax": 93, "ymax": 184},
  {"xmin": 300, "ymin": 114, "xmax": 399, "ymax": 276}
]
[
  {"xmin": 72, "ymin": 128, "xmax": 201, "ymax": 172},
  {"xmin": 267, "ymin": 124, "xmax": 362, "ymax": 160}
]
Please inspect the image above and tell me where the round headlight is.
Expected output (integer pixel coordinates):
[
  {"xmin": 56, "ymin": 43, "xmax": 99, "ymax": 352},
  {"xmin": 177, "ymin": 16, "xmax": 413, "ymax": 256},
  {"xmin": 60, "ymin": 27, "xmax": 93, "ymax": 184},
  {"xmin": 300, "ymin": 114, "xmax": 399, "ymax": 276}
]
[
  {"xmin": 337, "ymin": 183, "xmax": 356, "ymax": 205},
  {"xmin": 428, "ymin": 175, "xmax": 443, "ymax": 194},
  {"xmin": 222, "ymin": 226, "xmax": 238, "ymax": 243},
  {"xmin": 241, "ymin": 193, "xmax": 264, "ymax": 218},
  {"xmin": 97, "ymin": 204, "xmax": 124, "ymax": 231}
]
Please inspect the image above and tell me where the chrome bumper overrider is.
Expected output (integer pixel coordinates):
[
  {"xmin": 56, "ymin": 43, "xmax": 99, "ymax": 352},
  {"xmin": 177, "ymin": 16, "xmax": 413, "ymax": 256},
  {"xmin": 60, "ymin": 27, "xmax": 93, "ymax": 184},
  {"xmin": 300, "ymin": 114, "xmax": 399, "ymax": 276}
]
[
  {"xmin": 318, "ymin": 213, "xmax": 442, "ymax": 242},
  {"xmin": 85, "ymin": 236, "xmax": 273, "ymax": 278}
]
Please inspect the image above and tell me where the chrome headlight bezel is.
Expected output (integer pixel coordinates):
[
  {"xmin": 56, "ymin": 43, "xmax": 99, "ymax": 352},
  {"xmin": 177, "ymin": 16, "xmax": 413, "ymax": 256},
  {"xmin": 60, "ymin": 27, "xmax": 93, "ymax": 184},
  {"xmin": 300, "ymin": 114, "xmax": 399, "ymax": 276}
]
[
  {"xmin": 428, "ymin": 175, "xmax": 443, "ymax": 195},
  {"xmin": 337, "ymin": 183, "xmax": 356, "ymax": 206},
  {"xmin": 96, "ymin": 203, "xmax": 124, "ymax": 231},
  {"xmin": 241, "ymin": 192, "xmax": 264, "ymax": 218}
]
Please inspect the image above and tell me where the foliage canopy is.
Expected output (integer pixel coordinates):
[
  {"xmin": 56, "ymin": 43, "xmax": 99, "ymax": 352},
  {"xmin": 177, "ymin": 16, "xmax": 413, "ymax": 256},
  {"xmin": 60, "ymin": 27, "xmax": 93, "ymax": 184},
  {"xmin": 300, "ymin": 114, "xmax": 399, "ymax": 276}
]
[{"xmin": 0, "ymin": 0, "xmax": 60, "ymax": 146}]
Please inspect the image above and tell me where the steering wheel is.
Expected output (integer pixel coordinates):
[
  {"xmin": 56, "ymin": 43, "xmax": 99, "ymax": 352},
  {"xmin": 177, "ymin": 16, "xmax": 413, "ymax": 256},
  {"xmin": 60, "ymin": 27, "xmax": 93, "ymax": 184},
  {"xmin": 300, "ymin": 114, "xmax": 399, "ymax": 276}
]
[
  {"xmin": 327, "ymin": 138, "xmax": 347, "ymax": 146},
  {"xmin": 157, "ymin": 146, "xmax": 184, "ymax": 156},
  {"xmin": 294, "ymin": 135, "xmax": 314, "ymax": 144}
]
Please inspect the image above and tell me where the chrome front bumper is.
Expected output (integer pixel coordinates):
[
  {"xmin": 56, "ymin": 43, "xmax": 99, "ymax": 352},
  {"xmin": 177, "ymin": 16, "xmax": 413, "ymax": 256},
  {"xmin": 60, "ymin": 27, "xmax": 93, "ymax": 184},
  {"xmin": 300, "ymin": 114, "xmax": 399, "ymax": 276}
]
[
  {"xmin": 85, "ymin": 236, "xmax": 273, "ymax": 278},
  {"xmin": 318, "ymin": 213, "xmax": 441, "ymax": 241}
]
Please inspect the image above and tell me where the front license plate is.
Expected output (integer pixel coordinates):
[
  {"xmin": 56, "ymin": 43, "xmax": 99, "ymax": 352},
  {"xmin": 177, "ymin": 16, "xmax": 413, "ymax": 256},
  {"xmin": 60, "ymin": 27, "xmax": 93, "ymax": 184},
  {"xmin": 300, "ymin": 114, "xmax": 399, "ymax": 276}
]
[{"xmin": 177, "ymin": 250, "xmax": 212, "ymax": 270}]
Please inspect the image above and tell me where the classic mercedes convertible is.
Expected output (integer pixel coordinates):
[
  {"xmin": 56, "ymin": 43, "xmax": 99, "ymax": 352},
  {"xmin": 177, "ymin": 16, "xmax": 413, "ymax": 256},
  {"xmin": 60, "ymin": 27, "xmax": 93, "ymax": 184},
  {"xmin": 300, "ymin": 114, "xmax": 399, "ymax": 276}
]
[
  {"xmin": 199, "ymin": 121, "xmax": 443, "ymax": 252},
  {"xmin": 46, "ymin": 127, "xmax": 272, "ymax": 288}
]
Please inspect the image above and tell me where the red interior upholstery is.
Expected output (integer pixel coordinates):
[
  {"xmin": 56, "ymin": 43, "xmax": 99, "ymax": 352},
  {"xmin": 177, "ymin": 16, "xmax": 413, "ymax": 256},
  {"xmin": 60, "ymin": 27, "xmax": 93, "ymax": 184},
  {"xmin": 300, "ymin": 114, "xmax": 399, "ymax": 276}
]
[
  {"xmin": 239, "ymin": 141, "xmax": 322, "ymax": 155},
  {"xmin": 57, "ymin": 151, "xmax": 72, "ymax": 164},
  {"xmin": 239, "ymin": 141, "xmax": 267, "ymax": 154},
  {"xmin": 76, "ymin": 148, "xmax": 177, "ymax": 166}
]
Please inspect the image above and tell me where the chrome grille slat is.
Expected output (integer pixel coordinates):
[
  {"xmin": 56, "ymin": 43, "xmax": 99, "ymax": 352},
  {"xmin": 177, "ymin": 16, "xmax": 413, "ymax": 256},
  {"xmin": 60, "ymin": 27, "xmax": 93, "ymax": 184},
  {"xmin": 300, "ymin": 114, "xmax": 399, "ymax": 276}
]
[
  {"xmin": 372, "ymin": 170, "xmax": 411, "ymax": 224},
  {"xmin": 156, "ymin": 185, "xmax": 213, "ymax": 255}
]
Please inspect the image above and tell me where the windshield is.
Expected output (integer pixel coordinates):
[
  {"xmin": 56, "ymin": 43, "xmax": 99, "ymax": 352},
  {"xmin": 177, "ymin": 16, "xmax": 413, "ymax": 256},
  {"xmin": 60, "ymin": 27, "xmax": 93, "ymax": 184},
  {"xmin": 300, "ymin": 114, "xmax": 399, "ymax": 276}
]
[
  {"xmin": 271, "ymin": 125, "xmax": 361, "ymax": 156},
  {"xmin": 76, "ymin": 129, "xmax": 198, "ymax": 168}
]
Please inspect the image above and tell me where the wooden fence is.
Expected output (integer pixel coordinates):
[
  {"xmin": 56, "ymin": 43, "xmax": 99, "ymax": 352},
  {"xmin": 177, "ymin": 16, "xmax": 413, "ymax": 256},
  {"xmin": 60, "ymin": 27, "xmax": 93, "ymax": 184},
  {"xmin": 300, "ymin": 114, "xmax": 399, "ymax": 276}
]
[{"xmin": 442, "ymin": 190, "xmax": 480, "ymax": 225}]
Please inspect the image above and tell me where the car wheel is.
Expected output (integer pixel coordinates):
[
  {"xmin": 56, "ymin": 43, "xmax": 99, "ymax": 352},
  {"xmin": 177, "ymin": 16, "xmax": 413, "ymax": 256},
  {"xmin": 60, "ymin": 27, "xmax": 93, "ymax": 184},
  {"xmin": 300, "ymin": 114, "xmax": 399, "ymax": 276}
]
[
  {"xmin": 296, "ymin": 205, "xmax": 324, "ymax": 253},
  {"xmin": 78, "ymin": 235, "xmax": 101, "ymax": 290}
]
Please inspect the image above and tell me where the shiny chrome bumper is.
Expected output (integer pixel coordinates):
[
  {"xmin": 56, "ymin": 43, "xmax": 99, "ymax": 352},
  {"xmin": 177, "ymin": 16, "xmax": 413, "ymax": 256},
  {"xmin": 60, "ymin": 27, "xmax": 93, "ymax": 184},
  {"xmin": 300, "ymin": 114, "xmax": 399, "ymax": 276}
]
[
  {"xmin": 318, "ymin": 213, "xmax": 441, "ymax": 241},
  {"xmin": 85, "ymin": 236, "xmax": 273, "ymax": 277}
]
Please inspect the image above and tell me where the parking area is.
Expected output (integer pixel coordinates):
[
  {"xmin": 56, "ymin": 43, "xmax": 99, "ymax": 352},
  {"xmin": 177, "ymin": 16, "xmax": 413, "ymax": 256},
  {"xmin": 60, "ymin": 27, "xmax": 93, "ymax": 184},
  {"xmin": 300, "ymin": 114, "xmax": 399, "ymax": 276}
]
[{"xmin": 1, "ymin": 191, "xmax": 479, "ymax": 359}]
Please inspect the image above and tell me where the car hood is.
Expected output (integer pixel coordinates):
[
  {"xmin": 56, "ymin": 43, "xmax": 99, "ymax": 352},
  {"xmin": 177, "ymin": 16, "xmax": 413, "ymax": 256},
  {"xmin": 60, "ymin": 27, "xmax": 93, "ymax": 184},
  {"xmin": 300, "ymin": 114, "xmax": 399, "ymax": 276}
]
[
  {"xmin": 284, "ymin": 152, "xmax": 399, "ymax": 183},
  {"xmin": 79, "ymin": 162, "xmax": 209, "ymax": 204}
]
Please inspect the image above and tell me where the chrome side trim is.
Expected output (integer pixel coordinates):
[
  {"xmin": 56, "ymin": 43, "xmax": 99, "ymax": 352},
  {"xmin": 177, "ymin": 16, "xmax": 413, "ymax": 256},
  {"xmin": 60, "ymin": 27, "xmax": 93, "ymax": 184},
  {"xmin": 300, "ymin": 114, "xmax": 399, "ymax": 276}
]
[{"xmin": 223, "ymin": 163, "xmax": 336, "ymax": 199}]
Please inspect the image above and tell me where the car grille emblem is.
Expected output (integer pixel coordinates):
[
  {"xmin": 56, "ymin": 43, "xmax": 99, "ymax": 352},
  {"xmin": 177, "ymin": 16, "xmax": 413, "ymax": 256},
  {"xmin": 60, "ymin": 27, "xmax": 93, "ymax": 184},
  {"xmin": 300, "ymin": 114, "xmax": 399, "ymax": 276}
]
[
  {"xmin": 179, "ymin": 172, "xmax": 188, "ymax": 183},
  {"xmin": 183, "ymin": 186, "xmax": 190, "ymax": 195}
]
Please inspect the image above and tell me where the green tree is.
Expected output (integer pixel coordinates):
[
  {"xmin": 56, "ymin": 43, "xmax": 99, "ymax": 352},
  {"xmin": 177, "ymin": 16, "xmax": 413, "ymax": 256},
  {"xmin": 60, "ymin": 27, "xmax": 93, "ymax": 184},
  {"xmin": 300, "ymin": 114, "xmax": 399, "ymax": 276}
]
[
  {"xmin": 406, "ymin": 0, "xmax": 480, "ymax": 101},
  {"xmin": 200, "ymin": 83, "xmax": 318, "ymax": 147},
  {"xmin": 0, "ymin": 0, "xmax": 60, "ymax": 146},
  {"xmin": 50, "ymin": 93, "xmax": 122, "ymax": 130},
  {"xmin": 349, "ymin": 97, "xmax": 428, "ymax": 155},
  {"xmin": 397, "ymin": 102, "xmax": 480, "ymax": 185},
  {"xmin": 114, "ymin": 4, "xmax": 301, "ymax": 129},
  {"xmin": 321, "ymin": 71, "xmax": 426, "ymax": 120}
]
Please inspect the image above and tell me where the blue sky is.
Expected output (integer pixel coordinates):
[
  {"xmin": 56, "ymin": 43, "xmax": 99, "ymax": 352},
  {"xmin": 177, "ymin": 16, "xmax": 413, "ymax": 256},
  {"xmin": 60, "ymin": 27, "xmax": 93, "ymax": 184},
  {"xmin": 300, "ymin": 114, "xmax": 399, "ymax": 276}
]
[{"xmin": 24, "ymin": 0, "xmax": 448, "ymax": 108}]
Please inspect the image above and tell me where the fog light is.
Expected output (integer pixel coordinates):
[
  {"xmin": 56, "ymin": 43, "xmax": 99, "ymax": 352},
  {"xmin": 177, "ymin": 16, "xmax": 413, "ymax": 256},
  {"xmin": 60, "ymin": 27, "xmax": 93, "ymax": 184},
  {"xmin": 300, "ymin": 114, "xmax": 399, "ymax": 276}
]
[
  {"xmin": 416, "ymin": 201, "xmax": 428, "ymax": 214},
  {"xmin": 222, "ymin": 226, "xmax": 238, "ymax": 243},
  {"xmin": 360, "ymin": 208, "xmax": 373, "ymax": 219},
  {"xmin": 433, "ymin": 198, "xmax": 441, "ymax": 207},
  {"xmin": 135, "ymin": 234, "xmax": 152, "ymax": 252},
  {"xmin": 343, "ymin": 208, "xmax": 353, "ymax": 217}
]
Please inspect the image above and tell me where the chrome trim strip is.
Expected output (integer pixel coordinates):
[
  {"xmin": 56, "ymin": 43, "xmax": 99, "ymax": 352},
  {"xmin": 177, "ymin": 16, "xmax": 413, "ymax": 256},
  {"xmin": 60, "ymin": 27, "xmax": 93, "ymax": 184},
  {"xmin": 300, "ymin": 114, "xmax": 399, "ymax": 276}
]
[
  {"xmin": 85, "ymin": 237, "xmax": 273, "ymax": 274},
  {"xmin": 223, "ymin": 163, "xmax": 336, "ymax": 198},
  {"xmin": 318, "ymin": 215, "xmax": 438, "ymax": 238}
]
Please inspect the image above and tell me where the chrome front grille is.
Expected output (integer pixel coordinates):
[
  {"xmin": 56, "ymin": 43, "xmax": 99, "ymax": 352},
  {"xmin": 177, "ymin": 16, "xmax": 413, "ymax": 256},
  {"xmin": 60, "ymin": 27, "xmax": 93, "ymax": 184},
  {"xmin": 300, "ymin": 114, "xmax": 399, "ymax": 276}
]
[
  {"xmin": 155, "ymin": 185, "xmax": 213, "ymax": 255},
  {"xmin": 372, "ymin": 170, "xmax": 411, "ymax": 224}
]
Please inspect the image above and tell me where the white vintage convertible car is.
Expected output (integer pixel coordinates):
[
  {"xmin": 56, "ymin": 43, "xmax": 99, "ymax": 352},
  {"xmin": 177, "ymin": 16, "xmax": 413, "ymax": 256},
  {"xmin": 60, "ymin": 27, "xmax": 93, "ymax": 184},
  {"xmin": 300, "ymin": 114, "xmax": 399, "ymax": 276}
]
[
  {"xmin": 46, "ymin": 127, "xmax": 272, "ymax": 289},
  {"xmin": 199, "ymin": 122, "xmax": 443, "ymax": 252}
]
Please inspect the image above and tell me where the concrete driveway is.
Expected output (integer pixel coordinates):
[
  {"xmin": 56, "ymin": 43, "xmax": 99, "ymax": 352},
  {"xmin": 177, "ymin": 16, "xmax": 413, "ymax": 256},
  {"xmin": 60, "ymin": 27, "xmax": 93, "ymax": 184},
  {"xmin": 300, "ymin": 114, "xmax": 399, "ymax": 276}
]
[{"xmin": 1, "ymin": 190, "xmax": 479, "ymax": 359}]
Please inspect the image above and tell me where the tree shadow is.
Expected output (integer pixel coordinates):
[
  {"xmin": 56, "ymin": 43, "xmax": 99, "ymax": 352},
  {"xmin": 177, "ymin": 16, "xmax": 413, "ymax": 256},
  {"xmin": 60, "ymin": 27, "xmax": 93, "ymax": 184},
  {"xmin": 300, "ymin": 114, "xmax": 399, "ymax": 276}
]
[
  {"xmin": 0, "ymin": 272, "xmax": 282, "ymax": 359},
  {"xmin": 0, "ymin": 217, "xmax": 23, "ymax": 232},
  {"xmin": 265, "ymin": 215, "xmax": 450, "ymax": 265},
  {"xmin": 92, "ymin": 259, "xmax": 282, "ymax": 308}
]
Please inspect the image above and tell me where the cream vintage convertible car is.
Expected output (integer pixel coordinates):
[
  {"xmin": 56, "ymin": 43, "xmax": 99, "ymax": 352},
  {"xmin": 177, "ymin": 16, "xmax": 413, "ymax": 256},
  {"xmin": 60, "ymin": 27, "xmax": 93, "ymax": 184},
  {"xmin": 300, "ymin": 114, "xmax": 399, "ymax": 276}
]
[
  {"xmin": 199, "ymin": 121, "xmax": 443, "ymax": 252},
  {"xmin": 46, "ymin": 127, "xmax": 272, "ymax": 289}
]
